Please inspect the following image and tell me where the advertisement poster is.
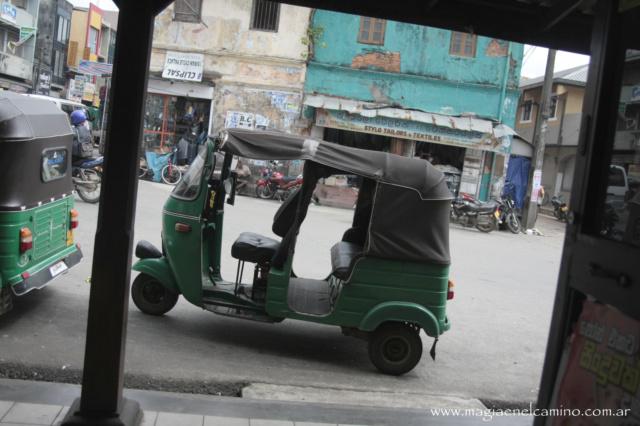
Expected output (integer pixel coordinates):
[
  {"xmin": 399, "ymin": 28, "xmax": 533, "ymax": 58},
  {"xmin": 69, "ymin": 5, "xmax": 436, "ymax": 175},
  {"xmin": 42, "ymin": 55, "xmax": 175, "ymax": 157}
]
[
  {"xmin": 162, "ymin": 51, "xmax": 204, "ymax": 82},
  {"xmin": 552, "ymin": 300, "xmax": 640, "ymax": 425},
  {"xmin": 531, "ymin": 169, "xmax": 542, "ymax": 203},
  {"xmin": 0, "ymin": 2, "xmax": 17, "ymax": 24},
  {"xmin": 225, "ymin": 111, "xmax": 254, "ymax": 130},
  {"xmin": 36, "ymin": 70, "xmax": 51, "ymax": 96}
]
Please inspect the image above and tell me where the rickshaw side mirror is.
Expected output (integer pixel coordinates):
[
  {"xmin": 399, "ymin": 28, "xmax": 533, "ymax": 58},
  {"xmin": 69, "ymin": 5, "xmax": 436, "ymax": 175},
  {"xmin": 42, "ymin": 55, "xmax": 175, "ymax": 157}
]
[{"xmin": 225, "ymin": 171, "xmax": 237, "ymax": 206}]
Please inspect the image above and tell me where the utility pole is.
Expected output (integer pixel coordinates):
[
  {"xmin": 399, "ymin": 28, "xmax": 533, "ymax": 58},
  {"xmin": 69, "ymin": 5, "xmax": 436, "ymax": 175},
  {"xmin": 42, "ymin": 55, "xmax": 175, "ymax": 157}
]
[{"xmin": 523, "ymin": 48, "xmax": 556, "ymax": 229}]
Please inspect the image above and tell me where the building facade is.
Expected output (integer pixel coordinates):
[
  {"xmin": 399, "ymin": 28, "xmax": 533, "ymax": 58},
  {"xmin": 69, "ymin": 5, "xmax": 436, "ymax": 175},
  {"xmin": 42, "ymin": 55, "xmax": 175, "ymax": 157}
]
[
  {"xmin": 33, "ymin": 0, "xmax": 72, "ymax": 97},
  {"xmin": 147, "ymin": 0, "xmax": 310, "ymax": 152},
  {"xmin": 517, "ymin": 65, "xmax": 588, "ymax": 202},
  {"xmin": 0, "ymin": 0, "xmax": 39, "ymax": 92},
  {"xmin": 303, "ymin": 11, "xmax": 524, "ymax": 200},
  {"xmin": 66, "ymin": 3, "xmax": 116, "ymax": 106}
]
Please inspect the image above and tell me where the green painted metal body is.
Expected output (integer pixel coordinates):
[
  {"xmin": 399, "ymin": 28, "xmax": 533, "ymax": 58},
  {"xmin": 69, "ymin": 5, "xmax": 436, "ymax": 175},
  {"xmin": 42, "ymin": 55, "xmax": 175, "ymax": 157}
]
[
  {"xmin": 133, "ymin": 141, "xmax": 451, "ymax": 335},
  {"xmin": 0, "ymin": 196, "xmax": 79, "ymax": 290},
  {"xmin": 265, "ymin": 257, "xmax": 449, "ymax": 336}
]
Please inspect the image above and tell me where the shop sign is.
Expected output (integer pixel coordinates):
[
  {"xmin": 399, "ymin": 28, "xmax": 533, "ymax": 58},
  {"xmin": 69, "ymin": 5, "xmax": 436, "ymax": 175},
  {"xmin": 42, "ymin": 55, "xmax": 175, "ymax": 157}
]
[
  {"xmin": 68, "ymin": 78, "xmax": 85, "ymax": 103},
  {"xmin": 162, "ymin": 51, "xmax": 204, "ymax": 82},
  {"xmin": 316, "ymin": 109, "xmax": 510, "ymax": 154},
  {"xmin": 631, "ymin": 85, "xmax": 640, "ymax": 103},
  {"xmin": 36, "ymin": 69, "xmax": 51, "ymax": 96},
  {"xmin": 0, "ymin": 2, "xmax": 17, "ymax": 25}
]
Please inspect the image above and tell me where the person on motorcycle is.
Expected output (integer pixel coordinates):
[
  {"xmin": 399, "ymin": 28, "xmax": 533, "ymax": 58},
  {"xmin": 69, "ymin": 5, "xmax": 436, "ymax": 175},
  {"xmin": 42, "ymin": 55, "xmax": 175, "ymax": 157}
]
[{"xmin": 70, "ymin": 110, "xmax": 94, "ymax": 164}]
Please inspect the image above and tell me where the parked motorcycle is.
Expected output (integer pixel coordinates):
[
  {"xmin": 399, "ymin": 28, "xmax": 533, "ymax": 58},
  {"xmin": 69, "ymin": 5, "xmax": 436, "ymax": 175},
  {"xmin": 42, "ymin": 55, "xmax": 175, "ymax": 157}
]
[
  {"xmin": 551, "ymin": 195, "xmax": 569, "ymax": 222},
  {"xmin": 255, "ymin": 162, "xmax": 302, "ymax": 200},
  {"xmin": 497, "ymin": 195, "xmax": 521, "ymax": 234},
  {"xmin": 450, "ymin": 193, "xmax": 499, "ymax": 233},
  {"xmin": 73, "ymin": 156, "xmax": 103, "ymax": 203}
]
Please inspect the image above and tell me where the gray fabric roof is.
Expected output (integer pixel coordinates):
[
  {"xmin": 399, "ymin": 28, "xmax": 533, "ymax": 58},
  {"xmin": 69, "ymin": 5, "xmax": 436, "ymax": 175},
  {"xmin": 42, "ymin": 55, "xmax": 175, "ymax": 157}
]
[
  {"xmin": 0, "ymin": 92, "xmax": 72, "ymax": 140},
  {"xmin": 520, "ymin": 64, "xmax": 589, "ymax": 89},
  {"xmin": 221, "ymin": 128, "xmax": 453, "ymax": 200}
]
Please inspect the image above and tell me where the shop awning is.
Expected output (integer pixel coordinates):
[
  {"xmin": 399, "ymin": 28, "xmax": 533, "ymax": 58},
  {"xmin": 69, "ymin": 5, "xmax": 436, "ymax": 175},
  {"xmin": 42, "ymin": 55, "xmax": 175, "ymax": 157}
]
[{"xmin": 304, "ymin": 94, "xmax": 501, "ymax": 134}]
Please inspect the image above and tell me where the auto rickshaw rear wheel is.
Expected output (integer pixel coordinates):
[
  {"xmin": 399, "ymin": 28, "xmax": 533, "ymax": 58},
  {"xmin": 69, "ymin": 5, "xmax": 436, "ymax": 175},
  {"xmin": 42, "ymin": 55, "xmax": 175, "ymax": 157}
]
[
  {"xmin": 368, "ymin": 322, "xmax": 422, "ymax": 375},
  {"xmin": 131, "ymin": 273, "xmax": 179, "ymax": 316}
]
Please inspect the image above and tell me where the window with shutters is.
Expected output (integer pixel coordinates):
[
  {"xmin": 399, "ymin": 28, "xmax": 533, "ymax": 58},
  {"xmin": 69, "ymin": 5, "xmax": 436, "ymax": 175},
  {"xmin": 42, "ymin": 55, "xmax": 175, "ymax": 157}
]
[
  {"xmin": 358, "ymin": 17, "xmax": 386, "ymax": 45},
  {"xmin": 449, "ymin": 32, "xmax": 477, "ymax": 57},
  {"xmin": 250, "ymin": 0, "xmax": 280, "ymax": 32},
  {"xmin": 174, "ymin": 0, "xmax": 202, "ymax": 23}
]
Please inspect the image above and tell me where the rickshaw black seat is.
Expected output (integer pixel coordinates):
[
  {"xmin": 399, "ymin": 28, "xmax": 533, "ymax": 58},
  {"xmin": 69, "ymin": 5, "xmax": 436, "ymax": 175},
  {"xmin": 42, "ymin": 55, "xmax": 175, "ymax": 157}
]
[
  {"xmin": 232, "ymin": 232, "xmax": 280, "ymax": 264},
  {"xmin": 330, "ymin": 241, "xmax": 363, "ymax": 281}
]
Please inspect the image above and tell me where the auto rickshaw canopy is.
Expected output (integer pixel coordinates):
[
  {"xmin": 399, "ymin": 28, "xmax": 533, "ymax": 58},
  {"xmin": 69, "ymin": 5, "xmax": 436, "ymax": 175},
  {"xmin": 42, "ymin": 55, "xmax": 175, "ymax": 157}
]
[
  {"xmin": 221, "ymin": 128, "xmax": 453, "ymax": 265},
  {"xmin": 0, "ymin": 92, "xmax": 74, "ymax": 210}
]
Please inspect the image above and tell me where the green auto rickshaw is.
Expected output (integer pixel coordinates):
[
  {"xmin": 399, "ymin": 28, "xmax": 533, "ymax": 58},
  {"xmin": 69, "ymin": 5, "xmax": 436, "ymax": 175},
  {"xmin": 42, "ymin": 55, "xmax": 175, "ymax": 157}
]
[
  {"xmin": 0, "ymin": 92, "xmax": 83, "ymax": 316},
  {"xmin": 132, "ymin": 128, "xmax": 454, "ymax": 375}
]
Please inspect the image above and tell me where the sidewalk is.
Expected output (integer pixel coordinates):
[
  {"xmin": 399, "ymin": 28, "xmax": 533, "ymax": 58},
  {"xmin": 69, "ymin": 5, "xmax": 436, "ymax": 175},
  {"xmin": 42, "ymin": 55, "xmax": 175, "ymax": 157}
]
[{"xmin": 0, "ymin": 379, "xmax": 531, "ymax": 426}]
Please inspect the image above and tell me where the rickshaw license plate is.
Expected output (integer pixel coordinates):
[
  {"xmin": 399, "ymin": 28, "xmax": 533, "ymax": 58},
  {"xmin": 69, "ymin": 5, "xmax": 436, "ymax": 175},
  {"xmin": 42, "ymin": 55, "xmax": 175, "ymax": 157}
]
[{"xmin": 49, "ymin": 261, "xmax": 68, "ymax": 277}]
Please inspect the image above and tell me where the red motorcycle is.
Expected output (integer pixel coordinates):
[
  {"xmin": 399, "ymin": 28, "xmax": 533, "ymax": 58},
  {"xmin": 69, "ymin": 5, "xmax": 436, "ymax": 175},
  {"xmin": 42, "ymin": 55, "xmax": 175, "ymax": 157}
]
[{"xmin": 255, "ymin": 162, "xmax": 302, "ymax": 201}]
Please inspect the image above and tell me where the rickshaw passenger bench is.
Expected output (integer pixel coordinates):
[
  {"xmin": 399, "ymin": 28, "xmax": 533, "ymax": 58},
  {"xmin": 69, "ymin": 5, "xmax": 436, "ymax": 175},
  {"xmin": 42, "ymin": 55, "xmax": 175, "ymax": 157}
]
[{"xmin": 231, "ymin": 232, "xmax": 280, "ymax": 264}]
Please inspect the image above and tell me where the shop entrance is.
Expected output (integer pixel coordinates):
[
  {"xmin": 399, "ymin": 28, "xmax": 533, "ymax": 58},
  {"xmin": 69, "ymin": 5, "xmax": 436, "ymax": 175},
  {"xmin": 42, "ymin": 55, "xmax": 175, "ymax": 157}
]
[{"xmin": 143, "ymin": 93, "xmax": 211, "ymax": 150}]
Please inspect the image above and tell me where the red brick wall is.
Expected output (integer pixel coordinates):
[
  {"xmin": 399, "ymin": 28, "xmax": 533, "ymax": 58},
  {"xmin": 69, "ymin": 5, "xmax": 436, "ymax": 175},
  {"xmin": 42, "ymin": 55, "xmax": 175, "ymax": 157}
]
[{"xmin": 351, "ymin": 51, "xmax": 401, "ymax": 73}]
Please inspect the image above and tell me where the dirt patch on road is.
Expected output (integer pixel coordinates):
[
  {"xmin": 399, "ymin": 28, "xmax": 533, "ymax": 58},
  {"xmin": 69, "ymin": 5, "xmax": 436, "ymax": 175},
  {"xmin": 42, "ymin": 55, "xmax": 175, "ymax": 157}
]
[{"xmin": 0, "ymin": 362, "xmax": 247, "ymax": 397}]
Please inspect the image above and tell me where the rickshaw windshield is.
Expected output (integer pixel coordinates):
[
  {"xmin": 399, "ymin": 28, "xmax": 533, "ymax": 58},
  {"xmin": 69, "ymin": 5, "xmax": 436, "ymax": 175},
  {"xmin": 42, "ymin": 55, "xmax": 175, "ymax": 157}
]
[{"xmin": 171, "ymin": 145, "xmax": 207, "ymax": 200}]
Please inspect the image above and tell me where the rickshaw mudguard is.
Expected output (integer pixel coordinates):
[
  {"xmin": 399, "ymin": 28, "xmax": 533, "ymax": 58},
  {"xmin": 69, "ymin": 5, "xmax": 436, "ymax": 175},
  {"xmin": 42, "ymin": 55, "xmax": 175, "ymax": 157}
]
[
  {"xmin": 132, "ymin": 257, "xmax": 180, "ymax": 294},
  {"xmin": 359, "ymin": 301, "xmax": 441, "ymax": 337}
]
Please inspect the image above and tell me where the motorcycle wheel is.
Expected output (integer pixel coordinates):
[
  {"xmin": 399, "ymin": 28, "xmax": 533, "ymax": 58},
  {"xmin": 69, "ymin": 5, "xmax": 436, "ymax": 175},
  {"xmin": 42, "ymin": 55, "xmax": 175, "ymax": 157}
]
[
  {"xmin": 256, "ymin": 185, "xmax": 274, "ymax": 199},
  {"xmin": 76, "ymin": 169, "xmax": 101, "ymax": 204},
  {"xmin": 161, "ymin": 165, "xmax": 182, "ymax": 185},
  {"xmin": 138, "ymin": 157, "xmax": 148, "ymax": 179},
  {"xmin": 506, "ymin": 212, "xmax": 521, "ymax": 234}
]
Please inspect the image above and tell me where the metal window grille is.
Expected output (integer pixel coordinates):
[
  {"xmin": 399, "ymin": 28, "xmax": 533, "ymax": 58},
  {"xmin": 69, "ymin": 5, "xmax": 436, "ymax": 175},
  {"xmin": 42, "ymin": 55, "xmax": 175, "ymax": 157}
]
[
  {"xmin": 174, "ymin": 0, "xmax": 202, "ymax": 23},
  {"xmin": 358, "ymin": 16, "xmax": 386, "ymax": 45},
  {"xmin": 251, "ymin": 0, "xmax": 280, "ymax": 32},
  {"xmin": 449, "ymin": 31, "xmax": 477, "ymax": 57}
]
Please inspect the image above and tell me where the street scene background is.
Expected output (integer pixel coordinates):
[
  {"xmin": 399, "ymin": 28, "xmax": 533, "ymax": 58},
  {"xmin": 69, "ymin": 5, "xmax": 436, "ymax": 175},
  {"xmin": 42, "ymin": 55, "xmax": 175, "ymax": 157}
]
[{"xmin": 0, "ymin": 183, "xmax": 565, "ymax": 407}]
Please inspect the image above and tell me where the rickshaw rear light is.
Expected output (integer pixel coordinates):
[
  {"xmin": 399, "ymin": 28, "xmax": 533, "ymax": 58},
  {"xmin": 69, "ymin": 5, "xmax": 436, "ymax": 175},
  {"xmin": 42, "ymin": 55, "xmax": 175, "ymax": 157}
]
[
  {"xmin": 19, "ymin": 228, "xmax": 33, "ymax": 252},
  {"xmin": 70, "ymin": 209, "xmax": 79, "ymax": 229},
  {"xmin": 447, "ymin": 280, "xmax": 455, "ymax": 300}
]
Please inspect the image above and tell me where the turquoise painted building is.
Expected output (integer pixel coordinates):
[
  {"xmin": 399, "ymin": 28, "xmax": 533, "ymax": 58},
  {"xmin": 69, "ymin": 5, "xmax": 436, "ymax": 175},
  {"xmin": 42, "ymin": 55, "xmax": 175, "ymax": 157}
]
[{"xmin": 303, "ymin": 11, "xmax": 525, "ymax": 200}]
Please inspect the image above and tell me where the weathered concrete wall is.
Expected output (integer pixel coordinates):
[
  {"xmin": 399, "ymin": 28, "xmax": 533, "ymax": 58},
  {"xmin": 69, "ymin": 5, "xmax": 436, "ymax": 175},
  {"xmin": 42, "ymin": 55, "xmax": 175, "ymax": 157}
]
[
  {"xmin": 305, "ymin": 10, "xmax": 524, "ymax": 127},
  {"xmin": 150, "ymin": 0, "xmax": 310, "ymax": 134},
  {"xmin": 36, "ymin": 0, "xmax": 55, "ymax": 67},
  {"xmin": 154, "ymin": 1, "xmax": 309, "ymax": 60},
  {"xmin": 212, "ymin": 83, "xmax": 301, "ymax": 133}
]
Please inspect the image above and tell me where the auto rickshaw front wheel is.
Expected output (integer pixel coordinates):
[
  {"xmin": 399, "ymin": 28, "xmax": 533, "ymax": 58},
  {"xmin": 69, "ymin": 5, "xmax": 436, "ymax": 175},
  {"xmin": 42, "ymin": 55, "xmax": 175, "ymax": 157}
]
[
  {"xmin": 131, "ymin": 273, "xmax": 179, "ymax": 316},
  {"xmin": 368, "ymin": 322, "xmax": 423, "ymax": 375}
]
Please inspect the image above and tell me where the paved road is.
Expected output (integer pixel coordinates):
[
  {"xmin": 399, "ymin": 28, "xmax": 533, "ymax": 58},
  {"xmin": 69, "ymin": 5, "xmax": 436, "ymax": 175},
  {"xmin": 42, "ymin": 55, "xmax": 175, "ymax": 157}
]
[{"xmin": 0, "ymin": 181, "xmax": 566, "ymax": 405}]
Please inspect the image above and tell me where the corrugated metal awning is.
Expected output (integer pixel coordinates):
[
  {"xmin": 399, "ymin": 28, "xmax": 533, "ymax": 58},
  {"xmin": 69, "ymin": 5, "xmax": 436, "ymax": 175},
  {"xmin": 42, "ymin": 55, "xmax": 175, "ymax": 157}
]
[{"xmin": 304, "ymin": 94, "xmax": 506, "ymax": 135}]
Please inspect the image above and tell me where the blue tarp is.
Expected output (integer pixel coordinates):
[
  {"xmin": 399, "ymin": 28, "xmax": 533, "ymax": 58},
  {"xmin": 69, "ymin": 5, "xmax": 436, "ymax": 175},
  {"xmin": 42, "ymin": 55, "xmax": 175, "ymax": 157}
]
[
  {"xmin": 503, "ymin": 155, "xmax": 531, "ymax": 210},
  {"xmin": 145, "ymin": 151, "xmax": 172, "ymax": 183}
]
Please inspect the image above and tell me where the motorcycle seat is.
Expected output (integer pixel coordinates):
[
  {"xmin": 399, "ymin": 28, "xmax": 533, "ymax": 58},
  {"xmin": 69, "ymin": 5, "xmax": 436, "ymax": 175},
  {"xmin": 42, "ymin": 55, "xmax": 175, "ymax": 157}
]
[{"xmin": 231, "ymin": 232, "xmax": 280, "ymax": 264}]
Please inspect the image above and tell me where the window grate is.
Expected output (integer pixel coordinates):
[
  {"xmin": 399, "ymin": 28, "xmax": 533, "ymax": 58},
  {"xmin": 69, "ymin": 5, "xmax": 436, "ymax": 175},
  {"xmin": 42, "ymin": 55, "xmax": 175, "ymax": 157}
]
[
  {"xmin": 174, "ymin": 0, "xmax": 202, "ymax": 23},
  {"xmin": 358, "ymin": 16, "xmax": 386, "ymax": 45},
  {"xmin": 251, "ymin": 0, "xmax": 280, "ymax": 32}
]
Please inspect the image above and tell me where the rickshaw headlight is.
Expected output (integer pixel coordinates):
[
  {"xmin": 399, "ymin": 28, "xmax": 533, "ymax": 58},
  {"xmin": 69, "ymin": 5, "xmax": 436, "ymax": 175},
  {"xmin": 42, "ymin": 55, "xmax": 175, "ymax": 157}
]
[
  {"xmin": 70, "ymin": 209, "xmax": 79, "ymax": 229},
  {"xmin": 19, "ymin": 228, "xmax": 33, "ymax": 253},
  {"xmin": 447, "ymin": 280, "xmax": 455, "ymax": 300}
]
